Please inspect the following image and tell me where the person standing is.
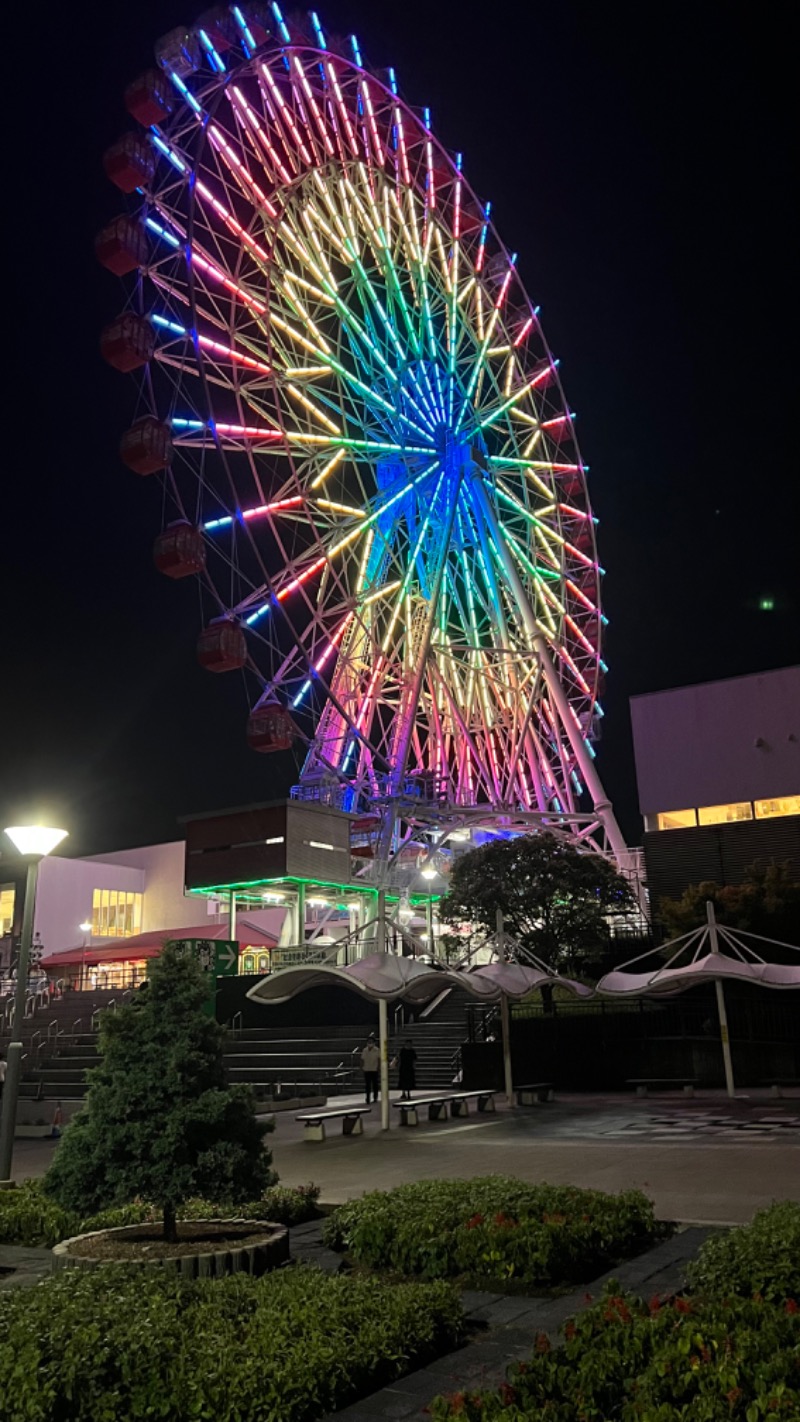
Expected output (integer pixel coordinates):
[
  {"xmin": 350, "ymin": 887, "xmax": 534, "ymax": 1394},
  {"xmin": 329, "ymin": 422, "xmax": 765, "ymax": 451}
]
[
  {"xmin": 397, "ymin": 1039, "xmax": 417, "ymax": 1101},
  {"xmin": 360, "ymin": 1034, "xmax": 381, "ymax": 1104}
]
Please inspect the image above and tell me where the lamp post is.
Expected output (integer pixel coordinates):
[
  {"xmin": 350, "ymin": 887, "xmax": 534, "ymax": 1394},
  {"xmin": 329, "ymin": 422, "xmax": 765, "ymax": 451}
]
[{"xmin": 0, "ymin": 825, "xmax": 68, "ymax": 1183}]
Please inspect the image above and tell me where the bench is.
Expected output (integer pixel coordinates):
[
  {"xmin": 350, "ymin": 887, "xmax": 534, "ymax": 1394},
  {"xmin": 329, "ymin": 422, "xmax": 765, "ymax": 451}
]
[
  {"xmin": 516, "ymin": 1082, "xmax": 555, "ymax": 1105},
  {"xmin": 627, "ymin": 1078, "xmax": 698, "ymax": 1098},
  {"xmin": 762, "ymin": 1079, "xmax": 800, "ymax": 1099},
  {"xmin": 392, "ymin": 1090, "xmax": 496, "ymax": 1127},
  {"xmin": 296, "ymin": 1106, "xmax": 372, "ymax": 1142}
]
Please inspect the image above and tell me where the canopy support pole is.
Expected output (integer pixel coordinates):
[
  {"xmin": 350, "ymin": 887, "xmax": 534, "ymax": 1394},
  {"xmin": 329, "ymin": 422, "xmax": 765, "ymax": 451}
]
[
  {"xmin": 228, "ymin": 890, "xmax": 236, "ymax": 942},
  {"xmin": 707, "ymin": 901, "xmax": 736, "ymax": 1098},
  {"xmin": 496, "ymin": 909, "xmax": 514, "ymax": 1107},
  {"xmin": 379, "ymin": 997, "xmax": 390, "ymax": 1131}
]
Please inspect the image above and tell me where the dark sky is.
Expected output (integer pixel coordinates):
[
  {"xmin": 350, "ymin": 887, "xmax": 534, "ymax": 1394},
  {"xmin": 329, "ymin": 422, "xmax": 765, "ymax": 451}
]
[{"xmin": 2, "ymin": 1, "xmax": 797, "ymax": 858}]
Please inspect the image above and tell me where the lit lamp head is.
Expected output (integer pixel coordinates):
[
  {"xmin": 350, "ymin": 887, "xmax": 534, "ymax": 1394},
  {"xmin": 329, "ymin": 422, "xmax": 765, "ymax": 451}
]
[
  {"xmin": 79, "ymin": 921, "xmax": 92, "ymax": 934},
  {"xmin": 4, "ymin": 825, "xmax": 68, "ymax": 859}
]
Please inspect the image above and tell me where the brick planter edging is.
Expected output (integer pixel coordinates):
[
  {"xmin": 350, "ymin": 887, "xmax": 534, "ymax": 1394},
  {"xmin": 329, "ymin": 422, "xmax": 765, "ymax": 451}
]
[{"xmin": 52, "ymin": 1220, "xmax": 290, "ymax": 1279}]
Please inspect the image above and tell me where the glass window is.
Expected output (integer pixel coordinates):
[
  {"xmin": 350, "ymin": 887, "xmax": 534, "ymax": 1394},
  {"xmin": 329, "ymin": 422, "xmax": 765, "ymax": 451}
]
[
  {"xmin": 243, "ymin": 954, "xmax": 255, "ymax": 974},
  {"xmin": 92, "ymin": 888, "xmax": 143, "ymax": 938},
  {"xmin": 697, "ymin": 802, "xmax": 754, "ymax": 826},
  {"xmin": 0, "ymin": 885, "xmax": 15, "ymax": 936},
  {"xmin": 656, "ymin": 808, "xmax": 697, "ymax": 831},
  {"xmin": 754, "ymin": 794, "xmax": 800, "ymax": 820}
]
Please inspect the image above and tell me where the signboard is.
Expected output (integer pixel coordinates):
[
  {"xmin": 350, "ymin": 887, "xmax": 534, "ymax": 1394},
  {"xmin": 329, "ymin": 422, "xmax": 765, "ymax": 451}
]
[{"xmin": 166, "ymin": 938, "xmax": 238, "ymax": 1016}]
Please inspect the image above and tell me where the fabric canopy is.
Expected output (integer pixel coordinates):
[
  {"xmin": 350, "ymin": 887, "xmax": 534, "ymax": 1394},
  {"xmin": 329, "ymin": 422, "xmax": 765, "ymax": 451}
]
[
  {"xmin": 598, "ymin": 951, "xmax": 800, "ymax": 996},
  {"xmin": 246, "ymin": 951, "xmax": 590, "ymax": 1007}
]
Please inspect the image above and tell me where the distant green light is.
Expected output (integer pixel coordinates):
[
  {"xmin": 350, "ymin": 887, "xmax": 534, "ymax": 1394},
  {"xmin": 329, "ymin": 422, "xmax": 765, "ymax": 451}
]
[{"xmin": 759, "ymin": 596, "xmax": 775, "ymax": 612}]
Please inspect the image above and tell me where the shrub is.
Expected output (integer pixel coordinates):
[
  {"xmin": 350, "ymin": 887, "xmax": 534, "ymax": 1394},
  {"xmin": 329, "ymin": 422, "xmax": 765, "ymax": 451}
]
[
  {"xmin": 429, "ymin": 1285, "xmax": 799, "ymax": 1419},
  {"xmin": 0, "ymin": 1181, "xmax": 321, "ymax": 1247},
  {"xmin": 43, "ymin": 944, "xmax": 274, "ymax": 1241},
  {"xmin": 323, "ymin": 1177, "xmax": 665, "ymax": 1288},
  {"xmin": 80, "ymin": 1183, "xmax": 321, "ymax": 1234},
  {"xmin": 0, "ymin": 1181, "xmax": 78, "ymax": 1248},
  {"xmin": 0, "ymin": 1263, "xmax": 464, "ymax": 1422},
  {"xmin": 686, "ymin": 1201, "xmax": 800, "ymax": 1303}
]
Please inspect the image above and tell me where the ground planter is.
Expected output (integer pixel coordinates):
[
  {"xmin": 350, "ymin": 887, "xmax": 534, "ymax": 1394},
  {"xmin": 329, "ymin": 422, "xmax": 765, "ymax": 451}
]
[{"xmin": 52, "ymin": 1219, "xmax": 289, "ymax": 1278}]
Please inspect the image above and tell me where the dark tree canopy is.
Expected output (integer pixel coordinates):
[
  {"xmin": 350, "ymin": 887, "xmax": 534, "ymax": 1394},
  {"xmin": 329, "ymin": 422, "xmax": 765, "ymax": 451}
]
[
  {"xmin": 659, "ymin": 861, "xmax": 800, "ymax": 955},
  {"xmin": 44, "ymin": 944, "xmax": 274, "ymax": 1239},
  {"xmin": 440, "ymin": 832, "xmax": 635, "ymax": 975}
]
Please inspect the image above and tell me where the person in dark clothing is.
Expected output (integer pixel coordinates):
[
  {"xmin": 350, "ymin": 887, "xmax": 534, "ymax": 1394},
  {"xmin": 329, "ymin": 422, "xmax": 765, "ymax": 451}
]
[{"xmin": 397, "ymin": 1039, "xmax": 417, "ymax": 1100}]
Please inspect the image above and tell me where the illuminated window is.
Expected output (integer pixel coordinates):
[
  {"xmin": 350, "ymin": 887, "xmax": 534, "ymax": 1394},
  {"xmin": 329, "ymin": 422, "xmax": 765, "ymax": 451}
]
[
  {"xmin": 242, "ymin": 953, "xmax": 255, "ymax": 974},
  {"xmin": 92, "ymin": 889, "xmax": 143, "ymax": 938},
  {"xmin": 697, "ymin": 802, "xmax": 753, "ymax": 826},
  {"xmin": 656, "ymin": 809, "xmax": 697, "ymax": 831},
  {"xmin": 0, "ymin": 885, "xmax": 14, "ymax": 936},
  {"xmin": 754, "ymin": 794, "xmax": 800, "ymax": 820}
]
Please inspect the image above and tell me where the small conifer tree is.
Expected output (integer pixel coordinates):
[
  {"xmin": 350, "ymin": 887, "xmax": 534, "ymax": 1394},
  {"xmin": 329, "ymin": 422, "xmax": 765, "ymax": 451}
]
[{"xmin": 44, "ymin": 943, "xmax": 274, "ymax": 1240}]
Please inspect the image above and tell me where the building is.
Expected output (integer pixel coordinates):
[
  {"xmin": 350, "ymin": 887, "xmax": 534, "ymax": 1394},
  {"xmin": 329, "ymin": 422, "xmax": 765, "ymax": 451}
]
[
  {"xmin": 630, "ymin": 666, "xmax": 800, "ymax": 906},
  {"xmin": 0, "ymin": 837, "xmax": 284, "ymax": 985}
]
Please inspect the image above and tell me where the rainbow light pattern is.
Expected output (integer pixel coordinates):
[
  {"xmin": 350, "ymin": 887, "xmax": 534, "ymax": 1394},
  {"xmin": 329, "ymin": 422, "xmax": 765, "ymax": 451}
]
[{"xmin": 119, "ymin": 4, "xmax": 616, "ymax": 845}]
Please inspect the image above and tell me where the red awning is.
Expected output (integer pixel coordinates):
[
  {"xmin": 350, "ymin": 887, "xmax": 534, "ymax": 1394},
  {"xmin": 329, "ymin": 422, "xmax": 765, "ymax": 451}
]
[{"xmin": 41, "ymin": 918, "xmax": 277, "ymax": 970}]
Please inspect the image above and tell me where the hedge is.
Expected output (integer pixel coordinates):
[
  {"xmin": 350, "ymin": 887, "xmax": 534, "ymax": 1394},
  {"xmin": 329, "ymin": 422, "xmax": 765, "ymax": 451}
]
[
  {"xmin": 429, "ymin": 1287, "xmax": 799, "ymax": 1420},
  {"xmin": 323, "ymin": 1177, "xmax": 666, "ymax": 1288},
  {"xmin": 0, "ymin": 1179, "xmax": 321, "ymax": 1248},
  {"xmin": 0, "ymin": 1264, "xmax": 464, "ymax": 1422},
  {"xmin": 686, "ymin": 1200, "xmax": 800, "ymax": 1303}
]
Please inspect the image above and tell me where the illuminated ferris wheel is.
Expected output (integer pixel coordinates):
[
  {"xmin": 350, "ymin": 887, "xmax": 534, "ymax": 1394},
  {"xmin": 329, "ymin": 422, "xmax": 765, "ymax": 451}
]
[{"xmin": 98, "ymin": 3, "xmax": 629, "ymax": 869}]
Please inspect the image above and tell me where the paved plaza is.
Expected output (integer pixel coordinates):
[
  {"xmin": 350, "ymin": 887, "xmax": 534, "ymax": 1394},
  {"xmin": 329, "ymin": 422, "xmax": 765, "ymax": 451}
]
[{"xmin": 12, "ymin": 1091, "xmax": 799, "ymax": 1226}]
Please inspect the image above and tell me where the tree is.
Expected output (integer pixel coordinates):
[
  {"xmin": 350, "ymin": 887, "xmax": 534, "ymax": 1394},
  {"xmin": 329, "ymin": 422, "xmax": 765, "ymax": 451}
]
[
  {"xmin": 439, "ymin": 832, "xmax": 635, "ymax": 976},
  {"xmin": 44, "ymin": 943, "xmax": 274, "ymax": 1241},
  {"xmin": 659, "ymin": 860, "xmax": 800, "ymax": 953}
]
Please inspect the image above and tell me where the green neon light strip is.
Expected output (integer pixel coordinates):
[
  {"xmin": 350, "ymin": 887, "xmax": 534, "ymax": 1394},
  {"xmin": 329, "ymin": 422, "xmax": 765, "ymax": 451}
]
[{"xmin": 187, "ymin": 876, "xmax": 440, "ymax": 905}]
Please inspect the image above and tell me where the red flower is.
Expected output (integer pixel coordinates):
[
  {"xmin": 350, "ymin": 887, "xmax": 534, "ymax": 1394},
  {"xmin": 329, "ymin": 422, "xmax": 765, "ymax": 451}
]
[
  {"xmin": 499, "ymin": 1384, "xmax": 518, "ymax": 1405},
  {"xmin": 648, "ymin": 1295, "xmax": 662, "ymax": 1315},
  {"xmin": 583, "ymin": 1292, "xmax": 593, "ymax": 1303},
  {"xmin": 565, "ymin": 1321, "xmax": 577, "ymax": 1341},
  {"xmin": 465, "ymin": 1213, "xmax": 485, "ymax": 1230},
  {"xmin": 726, "ymin": 1388, "xmax": 743, "ymax": 1405},
  {"xmin": 493, "ymin": 1212, "xmax": 519, "ymax": 1228},
  {"xmin": 535, "ymin": 1332, "xmax": 551, "ymax": 1353},
  {"xmin": 785, "ymin": 1298, "xmax": 798, "ymax": 1315},
  {"xmin": 675, "ymin": 1297, "xmax": 692, "ymax": 1314}
]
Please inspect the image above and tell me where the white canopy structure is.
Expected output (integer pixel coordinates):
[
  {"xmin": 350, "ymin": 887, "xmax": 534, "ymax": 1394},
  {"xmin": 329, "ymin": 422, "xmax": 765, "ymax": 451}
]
[{"xmin": 596, "ymin": 902, "xmax": 800, "ymax": 1096}]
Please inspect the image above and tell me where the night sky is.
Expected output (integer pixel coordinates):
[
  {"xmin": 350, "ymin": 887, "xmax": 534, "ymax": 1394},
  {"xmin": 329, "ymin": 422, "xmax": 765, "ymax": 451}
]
[{"xmin": 2, "ymin": 1, "xmax": 796, "ymax": 859}]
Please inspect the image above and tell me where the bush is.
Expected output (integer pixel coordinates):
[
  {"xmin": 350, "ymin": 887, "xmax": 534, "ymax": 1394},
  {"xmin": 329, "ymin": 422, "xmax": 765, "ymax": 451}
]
[
  {"xmin": 0, "ymin": 1181, "xmax": 78, "ymax": 1248},
  {"xmin": 323, "ymin": 1177, "xmax": 665, "ymax": 1288},
  {"xmin": 429, "ymin": 1286, "xmax": 800, "ymax": 1420},
  {"xmin": 686, "ymin": 1201, "xmax": 800, "ymax": 1303},
  {"xmin": 0, "ymin": 1180, "xmax": 321, "ymax": 1247},
  {"xmin": 0, "ymin": 1263, "xmax": 464, "ymax": 1422}
]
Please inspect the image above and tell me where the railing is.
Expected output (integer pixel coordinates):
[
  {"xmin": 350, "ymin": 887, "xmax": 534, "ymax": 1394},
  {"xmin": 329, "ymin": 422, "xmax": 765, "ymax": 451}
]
[
  {"xmin": 465, "ymin": 1003, "xmax": 501, "ymax": 1043},
  {"xmin": 229, "ymin": 1011, "xmax": 243, "ymax": 1037}
]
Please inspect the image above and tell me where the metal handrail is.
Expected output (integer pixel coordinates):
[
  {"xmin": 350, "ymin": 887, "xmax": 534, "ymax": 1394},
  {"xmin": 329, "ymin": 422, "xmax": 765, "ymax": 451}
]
[
  {"xmin": 230, "ymin": 1011, "xmax": 243, "ymax": 1036},
  {"xmin": 46, "ymin": 1019, "xmax": 61, "ymax": 1043}
]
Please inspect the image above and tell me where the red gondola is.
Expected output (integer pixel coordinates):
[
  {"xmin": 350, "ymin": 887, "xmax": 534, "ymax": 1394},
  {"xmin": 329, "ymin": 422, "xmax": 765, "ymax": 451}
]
[
  {"xmin": 246, "ymin": 703, "xmax": 296, "ymax": 752},
  {"xmin": 124, "ymin": 69, "xmax": 173, "ymax": 127},
  {"xmin": 100, "ymin": 313, "xmax": 156, "ymax": 373},
  {"xmin": 153, "ymin": 522, "xmax": 206, "ymax": 579},
  {"xmin": 197, "ymin": 620, "xmax": 247, "ymax": 673},
  {"xmin": 120, "ymin": 417, "xmax": 172, "ymax": 475},
  {"xmin": 95, "ymin": 216, "xmax": 148, "ymax": 277},
  {"xmin": 102, "ymin": 133, "xmax": 156, "ymax": 193}
]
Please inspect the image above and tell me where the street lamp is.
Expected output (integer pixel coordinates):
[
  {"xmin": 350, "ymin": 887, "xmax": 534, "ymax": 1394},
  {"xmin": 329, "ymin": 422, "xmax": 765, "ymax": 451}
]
[{"xmin": 0, "ymin": 824, "xmax": 68, "ymax": 1183}]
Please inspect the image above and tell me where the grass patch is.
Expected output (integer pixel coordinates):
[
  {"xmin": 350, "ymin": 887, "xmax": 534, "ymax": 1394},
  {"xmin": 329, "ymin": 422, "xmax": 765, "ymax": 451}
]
[
  {"xmin": 323, "ymin": 1177, "xmax": 668, "ymax": 1290},
  {"xmin": 0, "ymin": 1264, "xmax": 464, "ymax": 1422}
]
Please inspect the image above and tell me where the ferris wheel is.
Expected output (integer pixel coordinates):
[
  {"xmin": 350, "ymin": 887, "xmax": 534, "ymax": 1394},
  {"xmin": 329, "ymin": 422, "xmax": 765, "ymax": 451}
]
[{"xmin": 98, "ymin": 4, "xmax": 629, "ymax": 869}]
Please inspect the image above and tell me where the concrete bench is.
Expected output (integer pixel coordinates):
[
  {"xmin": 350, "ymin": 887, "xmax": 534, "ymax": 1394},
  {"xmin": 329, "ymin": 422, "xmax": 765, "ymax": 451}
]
[
  {"xmin": 296, "ymin": 1106, "xmax": 372, "ymax": 1142},
  {"xmin": 762, "ymin": 1079, "xmax": 800, "ymax": 1099},
  {"xmin": 516, "ymin": 1082, "xmax": 555, "ymax": 1105},
  {"xmin": 627, "ymin": 1078, "xmax": 698, "ymax": 1098},
  {"xmin": 392, "ymin": 1090, "xmax": 496, "ymax": 1126}
]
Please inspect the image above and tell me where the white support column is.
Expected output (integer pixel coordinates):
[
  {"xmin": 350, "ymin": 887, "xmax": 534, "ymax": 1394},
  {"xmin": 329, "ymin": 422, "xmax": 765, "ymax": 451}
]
[
  {"xmin": 296, "ymin": 882, "xmax": 306, "ymax": 947},
  {"xmin": 376, "ymin": 890, "xmax": 386, "ymax": 956},
  {"xmin": 228, "ymin": 890, "xmax": 237, "ymax": 942},
  {"xmin": 496, "ymin": 908, "xmax": 514, "ymax": 1107},
  {"xmin": 707, "ymin": 901, "xmax": 736, "ymax": 1098},
  {"xmin": 379, "ymin": 997, "xmax": 390, "ymax": 1130},
  {"xmin": 467, "ymin": 456, "xmax": 630, "ymax": 870}
]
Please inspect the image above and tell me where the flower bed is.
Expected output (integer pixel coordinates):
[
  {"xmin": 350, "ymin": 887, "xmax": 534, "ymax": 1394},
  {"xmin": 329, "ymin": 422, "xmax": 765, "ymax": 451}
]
[
  {"xmin": 0, "ymin": 1264, "xmax": 464, "ymax": 1422},
  {"xmin": 0, "ymin": 1179, "xmax": 320, "ymax": 1248},
  {"xmin": 52, "ymin": 1219, "xmax": 290, "ymax": 1278},
  {"xmin": 429, "ymin": 1201, "xmax": 800, "ymax": 1419},
  {"xmin": 323, "ymin": 1177, "xmax": 667, "ymax": 1289}
]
